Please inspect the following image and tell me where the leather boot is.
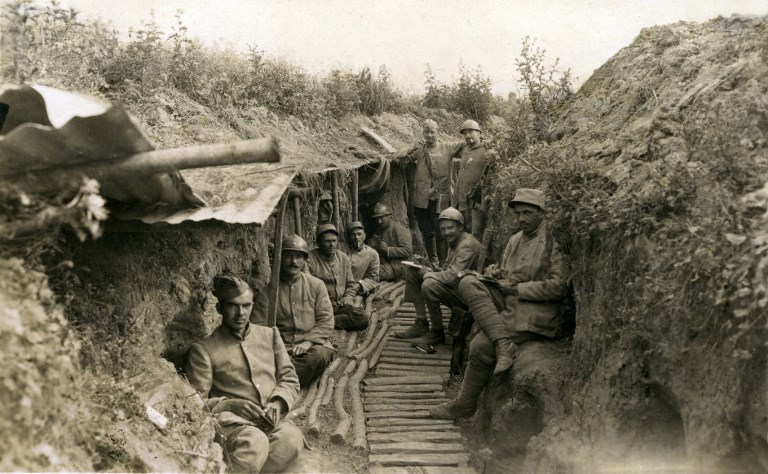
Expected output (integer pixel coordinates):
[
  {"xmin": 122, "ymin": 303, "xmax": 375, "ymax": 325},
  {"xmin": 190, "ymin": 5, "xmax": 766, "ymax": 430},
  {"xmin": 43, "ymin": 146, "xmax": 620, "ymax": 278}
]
[
  {"xmin": 395, "ymin": 318, "xmax": 429, "ymax": 339},
  {"xmin": 424, "ymin": 235, "xmax": 438, "ymax": 268},
  {"xmin": 429, "ymin": 361, "xmax": 491, "ymax": 420},
  {"xmin": 493, "ymin": 337, "xmax": 518, "ymax": 375},
  {"xmin": 414, "ymin": 328, "xmax": 446, "ymax": 346}
]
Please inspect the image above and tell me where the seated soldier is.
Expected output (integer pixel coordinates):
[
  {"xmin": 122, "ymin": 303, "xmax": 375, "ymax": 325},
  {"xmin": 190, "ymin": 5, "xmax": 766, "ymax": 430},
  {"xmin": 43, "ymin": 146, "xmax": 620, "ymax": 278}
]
[
  {"xmin": 395, "ymin": 207, "xmax": 485, "ymax": 346},
  {"xmin": 305, "ymin": 224, "xmax": 368, "ymax": 331},
  {"xmin": 186, "ymin": 274, "xmax": 303, "ymax": 473},
  {"xmin": 346, "ymin": 221, "xmax": 380, "ymax": 306},
  {"xmin": 429, "ymin": 189, "xmax": 568, "ymax": 420},
  {"xmin": 368, "ymin": 202, "xmax": 413, "ymax": 281},
  {"xmin": 252, "ymin": 235, "xmax": 335, "ymax": 388}
]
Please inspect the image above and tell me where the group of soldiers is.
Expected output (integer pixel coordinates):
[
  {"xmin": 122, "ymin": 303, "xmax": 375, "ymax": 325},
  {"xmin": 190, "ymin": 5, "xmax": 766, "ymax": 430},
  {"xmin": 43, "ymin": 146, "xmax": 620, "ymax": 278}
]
[{"xmin": 184, "ymin": 119, "xmax": 568, "ymax": 472}]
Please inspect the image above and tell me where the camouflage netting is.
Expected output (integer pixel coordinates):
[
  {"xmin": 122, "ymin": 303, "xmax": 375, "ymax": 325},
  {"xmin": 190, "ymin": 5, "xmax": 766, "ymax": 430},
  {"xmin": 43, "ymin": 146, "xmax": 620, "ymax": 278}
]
[{"xmin": 476, "ymin": 15, "xmax": 767, "ymax": 472}]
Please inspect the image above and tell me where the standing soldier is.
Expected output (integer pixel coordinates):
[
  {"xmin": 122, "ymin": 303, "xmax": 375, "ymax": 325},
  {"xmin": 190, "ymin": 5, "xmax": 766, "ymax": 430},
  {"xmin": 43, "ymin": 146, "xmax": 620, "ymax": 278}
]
[
  {"xmin": 395, "ymin": 119, "xmax": 464, "ymax": 266},
  {"xmin": 368, "ymin": 202, "xmax": 413, "ymax": 281},
  {"xmin": 455, "ymin": 120, "xmax": 493, "ymax": 237}
]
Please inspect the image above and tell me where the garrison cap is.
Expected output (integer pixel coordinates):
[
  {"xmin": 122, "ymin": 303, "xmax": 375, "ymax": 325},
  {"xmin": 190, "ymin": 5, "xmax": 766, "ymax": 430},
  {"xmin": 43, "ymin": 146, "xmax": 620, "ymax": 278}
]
[
  {"xmin": 508, "ymin": 188, "xmax": 545, "ymax": 210},
  {"xmin": 213, "ymin": 274, "xmax": 251, "ymax": 301}
]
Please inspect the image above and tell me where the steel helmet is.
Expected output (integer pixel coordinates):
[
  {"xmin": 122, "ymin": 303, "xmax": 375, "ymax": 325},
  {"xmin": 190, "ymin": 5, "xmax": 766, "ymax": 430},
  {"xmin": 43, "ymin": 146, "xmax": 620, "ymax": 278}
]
[
  {"xmin": 459, "ymin": 120, "xmax": 482, "ymax": 134},
  {"xmin": 371, "ymin": 202, "xmax": 393, "ymax": 218},
  {"xmin": 347, "ymin": 221, "xmax": 365, "ymax": 233},
  {"xmin": 281, "ymin": 234, "xmax": 310, "ymax": 257},
  {"xmin": 436, "ymin": 207, "xmax": 465, "ymax": 226}
]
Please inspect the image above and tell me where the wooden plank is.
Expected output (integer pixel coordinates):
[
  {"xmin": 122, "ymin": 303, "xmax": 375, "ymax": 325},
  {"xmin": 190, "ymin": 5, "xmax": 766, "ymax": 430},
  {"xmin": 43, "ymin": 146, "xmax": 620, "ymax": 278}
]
[
  {"xmin": 365, "ymin": 398, "xmax": 447, "ymax": 405},
  {"xmin": 375, "ymin": 369, "xmax": 448, "ymax": 381},
  {"xmin": 381, "ymin": 351, "xmax": 453, "ymax": 361},
  {"xmin": 368, "ymin": 431, "xmax": 463, "ymax": 443},
  {"xmin": 375, "ymin": 358, "xmax": 449, "ymax": 368},
  {"xmin": 367, "ymin": 418, "xmax": 456, "ymax": 427},
  {"xmin": 366, "ymin": 424, "xmax": 458, "ymax": 434},
  {"xmin": 365, "ymin": 375, "xmax": 443, "ymax": 386},
  {"xmin": 369, "ymin": 453, "xmax": 469, "ymax": 466},
  {"xmin": 365, "ymin": 404, "xmax": 431, "ymax": 412},
  {"xmin": 364, "ymin": 384, "xmax": 443, "ymax": 392},
  {"xmin": 369, "ymin": 442, "xmax": 465, "ymax": 454},
  {"xmin": 376, "ymin": 363, "xmax": 444, "ymax": 371},
  {"xmin": 364, "ymin": 391, "xmax": 445, "ymax": 399},
  {"xmin": 368, "ymin": 467, "xmax": 409, "ymax": 474},
  {"xmin": 365, "ymin": 410, "xmax": 429, "ymax": 419},
  {"xmin": 422, "ymin": 467, "xmax": 477, "ymax": 474}
]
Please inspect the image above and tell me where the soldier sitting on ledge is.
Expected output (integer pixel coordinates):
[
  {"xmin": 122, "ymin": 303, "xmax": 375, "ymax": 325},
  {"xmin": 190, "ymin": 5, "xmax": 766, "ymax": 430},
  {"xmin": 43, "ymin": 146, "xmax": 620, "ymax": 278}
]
[
  {"xmin": 430, "ymin": 188, "xmax": 568, "ymax": 420},
  {"xmin": 368, "ymin": 202, "xmax": 413, "ymax": 281}
]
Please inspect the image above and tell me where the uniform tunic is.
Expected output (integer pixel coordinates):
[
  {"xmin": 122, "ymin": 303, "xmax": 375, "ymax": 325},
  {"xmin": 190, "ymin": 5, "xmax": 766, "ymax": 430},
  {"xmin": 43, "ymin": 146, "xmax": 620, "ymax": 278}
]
[
  {"xmin": 454, "ymin": 144, "xmax": 490, "ymax": 212},
  {"xmin": 251, "ymin": 272, "xmax": 335, "ymax": 351},
  {"xmin": 370, "ymin": 221, "xmax": 412, "ymax": 280},
  {"xmin": 348, "ymin": 244, "xmax": 380, "ymax": 294},
  {"xmin": 305, "ymin": 249, "xmax": 357, "ymax": 306},
  {"xmin": 185, "ymin": 323, "xmax": 303, "ymax": 472},
  {"xmin": 395, "ymin": 141, "xmax": 464, "ymax": 209}
]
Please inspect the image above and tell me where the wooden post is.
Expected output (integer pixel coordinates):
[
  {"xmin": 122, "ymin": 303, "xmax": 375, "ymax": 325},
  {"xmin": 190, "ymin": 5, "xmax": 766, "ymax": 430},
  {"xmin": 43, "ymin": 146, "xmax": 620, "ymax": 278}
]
[
  {"xmin": 351, "ymin": 168, "xmax": 359, "ymax": 222},
  {"xmin": 331, "ymin": 169, "xmax": 342, "ymax": 233},
  {"xmin": 267, "ymin": 192, "xmax": 288, "ymax": 328},
  {"xmin": 292, "ymin": 196, "xmax": 302, "ymax": 236}
]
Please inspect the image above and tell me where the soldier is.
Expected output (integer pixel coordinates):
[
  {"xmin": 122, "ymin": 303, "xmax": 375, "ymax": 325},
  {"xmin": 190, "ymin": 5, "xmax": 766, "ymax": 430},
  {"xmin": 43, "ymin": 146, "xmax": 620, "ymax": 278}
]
[
  {"xmin": 346, "ymin": 221, "xmax": 380, "ymax": 305},
  {"xmin": 395, "ymin": 207, "xmax": 482, "ymax": 345},
  {"xmin": 429, "ymin": 189, "xmax": 568, "ymax": 420},
  {"xmin": 305, "ymin": 224, "xmax": 368, "ymax": 331},
  {"xmin": 186, "ymin": 274, "xmax": 303, "ymax": 472},
  {"xmin": 394, "ymin": 119, "xmax": 465, "ymax": 266},
  {"xmin": 368, "ymin": 202, "xmax": 413, "ymax": 281},
  {"xmin": 251, "ymin": 235, "xmax": 335, "ymax": 388},
  {"xmin": 455, "ymin": 120, "xmax": 493, "ymax": 237}
]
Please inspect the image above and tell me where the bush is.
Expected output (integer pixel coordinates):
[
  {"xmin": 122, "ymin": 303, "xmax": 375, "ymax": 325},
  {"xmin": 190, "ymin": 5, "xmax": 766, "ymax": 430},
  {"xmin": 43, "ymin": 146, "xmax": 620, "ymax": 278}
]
[{"xmin": 422, "ymin": 63, "xmax": 495, "ymax": 122}]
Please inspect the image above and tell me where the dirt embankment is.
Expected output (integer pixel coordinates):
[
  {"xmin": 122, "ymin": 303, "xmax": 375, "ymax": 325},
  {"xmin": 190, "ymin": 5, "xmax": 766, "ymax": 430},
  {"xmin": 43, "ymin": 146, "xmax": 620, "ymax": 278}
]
[{"xmin": 472, "ymin": 14, "xmax": 768, "ymax": 472}]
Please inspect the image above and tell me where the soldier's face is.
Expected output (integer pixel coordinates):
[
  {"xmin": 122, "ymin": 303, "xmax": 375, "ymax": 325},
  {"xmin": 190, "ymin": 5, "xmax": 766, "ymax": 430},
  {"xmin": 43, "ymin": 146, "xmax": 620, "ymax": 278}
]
[
  {"xmin": 462, "ymin": 129, "xmax": 481, "ymax": 146},
  {"xmin": 350, "ymin": 228, "xmax": 366, "ymax": 250},
  {"xmin": 423, "ymin": 125, "xmax": 437, "ymax": 146},
  {"xmin": 439, "ymin": 220, "xmax": 462, "ymax": 245},
  {"xmin": 218, "ymin": 291, "xmax": 254, "ymax": 334},
  {"xmin": 318, "ymin": 232, "xmax": 338, "ymax": 256},
  {"xmin": 512, "ymin": 204, "xmax": 544, "ymax": 236},
  {"xmin": 375, "ymin": 214, "xmax": 391, "ymax": 228},
  {"xmin": 281, "ymin": 250, "xmax": 306, "ymax": 278}
]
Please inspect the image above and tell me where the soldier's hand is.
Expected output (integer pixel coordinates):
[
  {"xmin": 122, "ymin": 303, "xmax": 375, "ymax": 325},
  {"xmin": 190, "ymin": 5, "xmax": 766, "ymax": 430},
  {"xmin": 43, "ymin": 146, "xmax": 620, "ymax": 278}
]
[
  {"xmin": 292, "ymin": 340, "xmax": 314, "ymax": 357},
  {"xmin": 498, "ymin": 283, "xmax": 519, "ymax": 296},
  {"xmin": 377, "ymin": 241, "xmax": 389, "ymax": 254},
  {"xmin": 491, "ymin": 268, "xmax": 507, "ymax": 280},
  {"xmin": 217, "ymin": 399, "xmax": 265, "ymax": 422}
]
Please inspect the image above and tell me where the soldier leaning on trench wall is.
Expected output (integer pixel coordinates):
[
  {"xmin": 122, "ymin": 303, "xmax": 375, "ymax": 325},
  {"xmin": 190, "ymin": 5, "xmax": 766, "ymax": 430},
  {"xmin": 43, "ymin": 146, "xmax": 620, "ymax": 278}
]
[{"xmin": 394, "ymin": 119, "xmax": 465, "ymax": 267}]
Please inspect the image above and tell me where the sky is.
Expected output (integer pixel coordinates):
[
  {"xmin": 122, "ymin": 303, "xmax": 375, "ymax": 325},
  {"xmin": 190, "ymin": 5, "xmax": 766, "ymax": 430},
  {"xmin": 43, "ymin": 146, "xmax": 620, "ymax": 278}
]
[{"xmin": 60, "ymin": 0, "xmax": 767, "ymax": 95}]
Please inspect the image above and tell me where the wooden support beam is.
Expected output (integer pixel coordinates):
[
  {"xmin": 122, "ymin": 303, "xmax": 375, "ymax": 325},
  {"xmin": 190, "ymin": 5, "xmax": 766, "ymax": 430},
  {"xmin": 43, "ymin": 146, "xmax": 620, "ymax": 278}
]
[
  {"xmin": 292, "ymin": 195, "xmax": 302, "ymax": 236},
  {"xmin": 267, "ymin": 192, "xmax": 288, "ymax": 327},
  {"xmin": 360, "ymin": 127, "xmax": 396, "ymax": 153},
  {"xmin": 351, "ymin": 168, "xmax": 359, "ymax": 221},
  {"xmin": 331, "ymin": 169, "xmax": 342, "ymax": 233}
]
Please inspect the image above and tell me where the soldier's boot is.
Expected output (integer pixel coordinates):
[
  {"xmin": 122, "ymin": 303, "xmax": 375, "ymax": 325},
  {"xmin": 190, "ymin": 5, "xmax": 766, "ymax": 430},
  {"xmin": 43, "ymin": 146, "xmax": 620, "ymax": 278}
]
[
  {"xmin": 429, "ymin": 362, "xmax": 491, "ymax": 420},
  {"xmin": 414, "ymin": 328, "xmax": 446, "ymax": 346},
  {"xmin": 493, "ymin": 337, "xmax": 518, "ymax": 375},
  {"xmin": 424, "ymin": 235, "xmax": 439, "ymax": 268},
  {"xmin": 395, "ymin": 317, "xmax": 429, "ymax": 339},
  {"xmin": 465, "ymin": 294, "xmax": 513, "ymax": 375}
]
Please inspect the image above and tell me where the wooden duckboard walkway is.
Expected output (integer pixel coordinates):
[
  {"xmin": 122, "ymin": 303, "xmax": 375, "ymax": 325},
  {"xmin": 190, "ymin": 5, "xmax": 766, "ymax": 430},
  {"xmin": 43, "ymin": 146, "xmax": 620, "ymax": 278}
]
[{"xmin": 364, "ymin": 302, "xmax": 475, "ymax": 473}]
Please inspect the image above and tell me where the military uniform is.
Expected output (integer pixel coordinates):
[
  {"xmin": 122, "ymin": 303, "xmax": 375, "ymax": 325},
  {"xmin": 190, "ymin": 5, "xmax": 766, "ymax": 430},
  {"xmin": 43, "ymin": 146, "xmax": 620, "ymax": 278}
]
[
  {"xmin": 369, "ymin": 220, "xmax": 412, "ymax": 281},
  {"xmin": 454, "ymin": 143, "xmax": 491, "ymax": 237},
  {"xmin": 402, "ymin": 231, "xmax": 482, "ymax": 334},
  {"xmin": 305, "ymin": 248, "xmax": 368, "ymax": 331},
  {"xmin": 186, "ymin": 323, "xmax": 303, "ymax": 473},
  {"xmin": 251, "ymin": 272, "xmax": 335, "ymax": 388},
  {"xmin": 348, "ymin": 244, "xmax": 380, "ymax": 296},
  {"xmin": 395, "ymin": 141, "xmax": 464, "ymax": 264}
]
